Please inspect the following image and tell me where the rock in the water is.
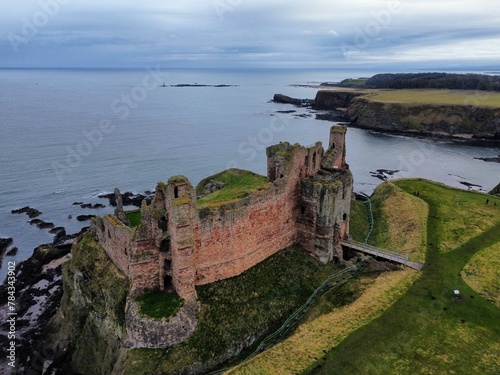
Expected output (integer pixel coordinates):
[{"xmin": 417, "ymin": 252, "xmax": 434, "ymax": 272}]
[
  {"xmin": 0, "ymin": 243, "xmax": 72, "ymax": 371},
  {"xmin": 28, "ymin": 219, "xmax": 55, "ymax": 229},
  {"xmin": 6, "ymin": 247, "xmax": 18, "ymax": 256},
  {"xmin": 273, "ymin": 93, "xmax": 301, "ymax": 105},
  {"xmin": 52, "ymin": 227, "xmax": 88, "ymax": 245},
  {"xmin": 0, "ymin": 238, "xmax": 13, "ymax": 251},
  {"xmin": 50, "ymin": 227, "xmax": 67, "ymax": 244},
  {"xmin": 49, "ymin": 226, "xmax": 65, "ymax": 234},
  {"xmin": 99, "ymin": 190, "xmax": 154, "ymax": 207},
  {"xmin": 0, "ymin": 238, "xmax": 13, "ymax": 258},
  {"xmin": 76, "ymin": 214, "xmax": 95, "ymax": 222},
  {"xmin": 80, "ymin": 203, "xmax": 106, "ymax": 209},
  {"xmin": 11, "ymin": 206, "xmax": 42, "ymax": 218}
]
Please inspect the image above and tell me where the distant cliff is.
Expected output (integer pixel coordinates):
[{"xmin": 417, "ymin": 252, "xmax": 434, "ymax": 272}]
[
  {"xmin": 314, "ymin": 91, "xmax": 500, "ymax": 140},
  {"xmin": 347, "ymin": 97, "xmax": 500, "ymax": 139}
]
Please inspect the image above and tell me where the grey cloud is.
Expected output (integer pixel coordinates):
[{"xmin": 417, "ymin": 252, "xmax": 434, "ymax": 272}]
[{"xmin": 1, "ymin": 0, "xmax": 499, "ymax": 68}]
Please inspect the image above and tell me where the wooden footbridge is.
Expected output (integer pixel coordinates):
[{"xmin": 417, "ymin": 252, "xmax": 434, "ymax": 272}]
[{"xmin": 341, "ymin": 240, "xmax": 423, "ymax": 270}]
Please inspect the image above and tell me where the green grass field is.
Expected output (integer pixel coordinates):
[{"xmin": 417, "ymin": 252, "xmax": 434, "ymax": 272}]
[
  {"xmin": 304, "ymin": 180, "xmax": 500, "ymax": 375},
  {"xmin": 367, "ymin": 89, "xmax": 500, "ymax": 107},
  {"xmin": 461, "ymin": 241, "xmax": 500, "ymax": 308},
  {"xmin": 196, "ymin": 169, "xmax": 269, "ymax": 209}
]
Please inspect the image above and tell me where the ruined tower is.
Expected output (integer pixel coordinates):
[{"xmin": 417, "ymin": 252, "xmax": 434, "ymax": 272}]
[
  {"xmin": 165, "ymin": 176, "xmax": 198, "ymax": 299},
  {"xmin": 298, "ymin": 126, "xmax": 352, "ymax": 263}
]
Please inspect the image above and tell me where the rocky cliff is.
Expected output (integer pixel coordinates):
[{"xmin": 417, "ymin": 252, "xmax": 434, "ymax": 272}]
[
  {"xmin": 314, "ymin": 90, "xmax": 363, "ymax": 109},
  {"xmin": 347, "ymin": 97, "xmax": 500, "ymax": 139},
  {"xmin": 313, "ymin": 90, "xmax": 500, "ymax": 140},
  {"xmin": 47, "ymin": 233, "xmax": 129, "ymax": 374}
]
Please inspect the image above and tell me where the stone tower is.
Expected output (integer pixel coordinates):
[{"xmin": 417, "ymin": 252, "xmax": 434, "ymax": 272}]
[
  {"xmin": 298, "ymin": 126, "xmax": 352, "ymax": 263},
  {"xmin": 165, "ymin": 176, "xmax": 198, "ymax": 300}
]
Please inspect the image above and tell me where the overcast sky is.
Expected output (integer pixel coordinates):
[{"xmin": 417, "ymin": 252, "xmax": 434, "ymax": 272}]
[{"xmin": 1, "ymin": 0, "xmax": 500, "ymax": 69}]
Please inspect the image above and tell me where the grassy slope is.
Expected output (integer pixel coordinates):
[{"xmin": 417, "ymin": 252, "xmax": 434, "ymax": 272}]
[
  {"xmin": 196, "ymin": 169, "xmax": 269, "ymax": 209},
  {"xmin": 367, "ymin": 89, "xmax": 500, "ymax": 107},
  {"xmin": 123, "ymin": 245, "xmax": 347, "ymax": 374},
  {"xmin": 304, "ymin": 179, "xmax": 500, "ymax": 375},
  {"xmin": 349, "ymin": 199, "xmax": 370, "ymax": 242},
  {"xmin": 229, "ymin": 270, "xmax": 419, "ymax": 375},
  {"xmin": 369, "ymin": 182, "xmax": 428, "ymax": 262},
  {"xmin": 462, "ymin": 242, "xmax": 500, "ymax": 308}
]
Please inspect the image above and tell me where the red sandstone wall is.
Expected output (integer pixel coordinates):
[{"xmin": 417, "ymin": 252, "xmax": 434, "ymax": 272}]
[
  {"xmin": 193, "ymin": 144, "xmax": 326, "ymax": 286},
  {"xmin": 129, "ymin": 240, "xmax": 161, "ymax": 293},
  {"xmin": 195, "ymin": 184, "xmax": 299, "ymax": 285},
  {"xmin": 97, "ymin": 215, "xmax": 133, "ymax": 276}
]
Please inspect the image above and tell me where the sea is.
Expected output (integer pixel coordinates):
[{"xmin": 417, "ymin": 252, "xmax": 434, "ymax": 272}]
[{"xmin": 1, "ymin": 67, "xmax": 499, "ymax": 281}]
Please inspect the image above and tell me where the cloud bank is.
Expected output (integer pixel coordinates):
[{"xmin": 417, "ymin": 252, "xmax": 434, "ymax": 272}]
[{"xmin": 1, "ymin": 0, "xmax": 499, "ymax": 69}]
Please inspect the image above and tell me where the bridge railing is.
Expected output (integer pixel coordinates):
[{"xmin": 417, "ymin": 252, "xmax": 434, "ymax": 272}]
[{"xmin": 341, "ymin": 240, "xmax": 409, "ymax": 264}]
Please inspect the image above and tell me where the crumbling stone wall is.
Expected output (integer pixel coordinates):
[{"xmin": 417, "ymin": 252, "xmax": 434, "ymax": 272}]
[{"xmin": 92, "ymin": 126, "xmax": 352, "ymax": 300}]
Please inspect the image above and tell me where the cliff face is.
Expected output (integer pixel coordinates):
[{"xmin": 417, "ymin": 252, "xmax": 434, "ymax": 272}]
[
  {"xmin": 49, "ymin": 233, "xmax": 129, "ymax": 375},
  {"xmin": 347, "ymin": 97, "xmax": 500, "ymax": 140},
  {"xmin": 313, "ymin": 90, "xmax": 500, "ymax": 140},
  {"xmin": 314, "ymin": 90, "xmax": 363, "ymax": 109}
]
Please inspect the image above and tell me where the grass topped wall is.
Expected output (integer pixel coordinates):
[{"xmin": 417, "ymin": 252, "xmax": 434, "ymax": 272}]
[{"xmin": 196, "ymin": 168, "xmax": 269, "ymax": 209}]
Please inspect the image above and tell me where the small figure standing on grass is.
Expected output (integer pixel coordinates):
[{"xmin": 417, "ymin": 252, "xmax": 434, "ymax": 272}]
[{"xmin": 486, "ymin": 198, "xmax": 489, "ymax": 204}]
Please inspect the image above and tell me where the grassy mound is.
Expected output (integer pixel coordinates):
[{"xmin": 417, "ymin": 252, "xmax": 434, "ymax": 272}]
[
  {"xmin": 196, "ymin": 168, "xmax": 269, "ymax": 209},
  {"xmin": 123, "ymin": 245, "xmax": 348, "ymax": 374},
  {"xmin": 369, "ymin": 182, "xmax": 428, "ymax": 262},
  {"xmin": 462, "ymin": 242, "xmax": 500, "ymax": 308},
  {"xmin": 305, "ymin": 179, "xmax": 500, "ymax": 375}
]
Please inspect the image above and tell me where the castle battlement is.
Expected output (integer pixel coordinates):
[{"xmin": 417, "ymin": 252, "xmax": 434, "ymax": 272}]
[{"xmin": 91, "ymin": 126, "xmax": 353, "ymax": 304}]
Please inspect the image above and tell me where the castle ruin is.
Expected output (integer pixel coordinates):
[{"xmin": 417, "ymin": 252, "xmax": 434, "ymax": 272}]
[{"xmin": 91, "ymin": 125, "xmax": 353, "ymax": 302}]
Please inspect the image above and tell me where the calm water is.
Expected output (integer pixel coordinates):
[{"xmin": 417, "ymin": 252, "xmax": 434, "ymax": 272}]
[{"xmin": 0, "ymin": 68, "xmax": 499, "ymax": 280}]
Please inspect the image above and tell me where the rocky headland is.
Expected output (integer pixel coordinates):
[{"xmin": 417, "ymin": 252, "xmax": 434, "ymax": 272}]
[
  {"xmin": 344, "ymin": 95, "xmax": 500, "ymax": 140},
  {"xmin": 273, "ymin": 89, "xmax": 500, "ymax": 141}
]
